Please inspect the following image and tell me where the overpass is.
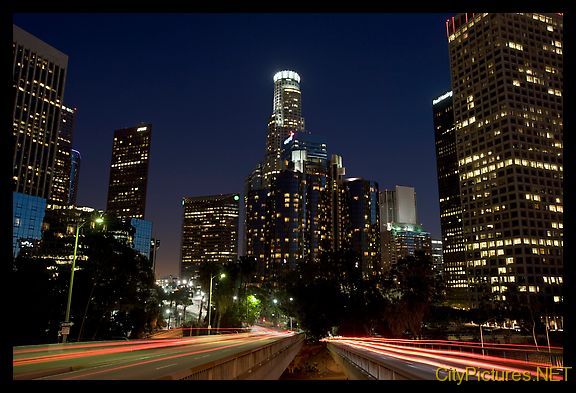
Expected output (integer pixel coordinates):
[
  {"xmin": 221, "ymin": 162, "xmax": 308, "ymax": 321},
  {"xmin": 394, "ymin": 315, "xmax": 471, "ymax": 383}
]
[{"xmin": 13, "ymin": 327, "xmax": 304, "ymax": 380}]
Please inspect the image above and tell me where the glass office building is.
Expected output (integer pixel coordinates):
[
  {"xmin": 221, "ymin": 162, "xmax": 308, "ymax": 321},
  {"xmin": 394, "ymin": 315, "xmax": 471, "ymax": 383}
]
[{"xmin": 13, "ymin": 192, "xmax": 46, "ymax": 257}]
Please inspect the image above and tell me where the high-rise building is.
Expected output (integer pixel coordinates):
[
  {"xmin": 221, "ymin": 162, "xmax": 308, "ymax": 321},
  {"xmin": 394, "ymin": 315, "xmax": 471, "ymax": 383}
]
[
  {"xmin": 68, "ymin": 149, "xmax": 81, "ymax": 205},
  {"xmin": 379, "ymin": 185, "xmax": 418, "ymax": 230},
  {"xmin": 12, "ymin": 25, "xmax": 68, "ymax": 199},
  {"xmin": 50, "ymin": 105, "xmax": 76, "ymax": 205},
  {"xmin": 281, "ymin": 131, "xmax": 328, "ymax": 176},
  {"xmin": 343, "ymin": 178, "xmax": 381, "ymax": 277},
  {"xmin": 327, "ymin": 154, "xmax": 348, "ymax": 252},
  {"xmin": 263, "ymin": 70, "xmax": 305, "ymax": 187},
  {"xmin": 446, "ymin": 13, "xmax": 563, "ymax": 308},
  {"xmin": 433, "ymin": 90, "xmax": 467, "ymax": 300},
  {"xmin": 13, "ymin": 192, "xmax": 46, "ymax": 257},
  {"xmin": 180, "ymin": 194, "xmax": 240, "ymax": 280},
  {"xmin": 106, "ymin": 124, "xmax": 152, "ymax": 219},
  {"xmin": 244, "ymin": 165, "xmax": 268, "ymax": 276},
  {"xmin": 432, "ymin": 239, "xmax": 444, "ymax": 275},
  {"xmin": 379, "ymin": 186, "xmax": 431, "ymax": 268}
]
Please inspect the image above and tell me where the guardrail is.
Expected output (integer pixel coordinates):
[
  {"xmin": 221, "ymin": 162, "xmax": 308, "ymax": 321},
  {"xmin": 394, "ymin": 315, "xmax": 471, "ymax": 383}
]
[
  {"xmin": 376, "ymin": 339, "xmax": 563, "ymax": 367},
  {"xmin": 327, "ymin": 342, "xmax": 430, "ymax": 380},
  {"xmin": 161, "ymin": 333, "xmax": 305, "ymax": 380}
]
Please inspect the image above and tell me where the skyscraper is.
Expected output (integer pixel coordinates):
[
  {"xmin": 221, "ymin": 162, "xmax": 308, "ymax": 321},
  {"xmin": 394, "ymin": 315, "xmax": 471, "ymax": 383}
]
[
  {"xmin": 327, "ymin": 154, "xmax": 348, "ymax": 252},
  {"xmin": 50, "ymin": 105, "xmax": 76, "ymax": 205},
  {"xmin": 432, "ymin": 239, "xmax": 444, "ymax": 276},
  {"xmin": 379, "ymin": 186, "xmax": 431, "ymax": 268},
  {"xmin": 12, "ymin": 25, "xmax": 68, "ymax": 199},
  {"xmin": 180, "ymin": 194, "xmax": 240, "ymax": 280},
  {"xmin": 343, "ymin": 178, "xmax": 381, "ymax": 277},
  {"xmin": 68, "ymin": 149, "xmax": 81, "ymax": 205},
  {"xmin": 263, "ymin": 70, "xmax": 305, "ymax": 187},
  {"xmin": 106, "ymin": 124, "xmax": 152, "ymax": 219},
  {"xmin": 433, "ymin": 90, "xmax": 467, "ymax": 301},
  {"xmin": 445, "ymin": 13, "xmax": 563, "ymax": 308}
]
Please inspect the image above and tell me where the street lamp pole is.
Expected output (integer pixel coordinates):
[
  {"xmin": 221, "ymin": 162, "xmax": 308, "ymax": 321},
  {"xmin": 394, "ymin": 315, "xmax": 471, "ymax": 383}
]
[
  {"xmin": 480, "ymin": 317, "xmax": 496, "ymax": 356},
  {"xmin": 62, "ymin": 217, "xmax": 103, "ymax": 343},
  {"xmin": 207, "ymin": 273, "xmax": 225, "ymax": 335}
]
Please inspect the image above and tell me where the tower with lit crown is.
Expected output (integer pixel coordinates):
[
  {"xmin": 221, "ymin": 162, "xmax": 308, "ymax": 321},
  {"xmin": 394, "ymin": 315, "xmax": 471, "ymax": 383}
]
[{"xmin": 263, "ymin": 70, "xmax": 305, "ymax": 187}]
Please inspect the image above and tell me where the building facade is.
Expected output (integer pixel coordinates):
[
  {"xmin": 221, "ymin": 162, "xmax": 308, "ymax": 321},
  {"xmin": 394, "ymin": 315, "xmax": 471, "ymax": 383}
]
[
  {"xmin": 131, "ymin": 218, "xmax": 153, "ymax": 259},
  {"xmin": 12, "ymin": 25, "xmax": 68, "ymax": 200},
  {"xmin": 106, "ymin": 124, "xmax": 152, "ymax": 219},
  {"xmin": 343, "ymin": 178, "xmax": 381, "ymax": 277},
  {"xmin": 432, "ymin": 239, "xmax": 444, "ymax": 275},
  {"xmin": 50, "ymin": 105, "xmax": 76, "ymax": 204},
  {"xmin": 13, "ymin": 192, "xmax": 47, "ymax": 257},
  {"xmin": 433, "ymin": 91, "xmax": 468, "ymax": 299},
  {"xmin": 379, "ymin": 186, "xmax": 432, "ymax": 268},
  {"xmin": 446, "ymin": 13, "xmax": 563, "ymax": 308},
  {"xmin": 180, "ymin": 194, "xmax": 240, "ymax": 280},
  {"xmin": 68, "ymin": 149, "xmax": 81, "ymax": 205},
  {"xmin": 263, "ymin": 70, "xmax": 305, "ymax": 187}
]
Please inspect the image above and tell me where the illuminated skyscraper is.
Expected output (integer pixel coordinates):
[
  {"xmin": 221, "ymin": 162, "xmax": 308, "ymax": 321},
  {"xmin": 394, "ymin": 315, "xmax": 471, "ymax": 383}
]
[
  {"xmin": 446, "ymin": 13, "xmax": 563, "ymax": 308},
  {"xmin": 433, "ymin": 90, "xmax": 467, "ymax": 301},
  {"xmin": 106, "ymin": 124, "xmax": 151, "ymax": 219},
  {"xmin": 180, "ymin": 194, "xmax": 240, "ymax": 280},
  {"xmin": 50, "ymin": 105, "xmax": 76, "ymax": 204},
  {"xmin": 12, "ymin": 25, "xmax": 68, "ymax": 199},
  {"xmin": 263, "ymin": 70, "xmax": 305, "ymax": 187}
]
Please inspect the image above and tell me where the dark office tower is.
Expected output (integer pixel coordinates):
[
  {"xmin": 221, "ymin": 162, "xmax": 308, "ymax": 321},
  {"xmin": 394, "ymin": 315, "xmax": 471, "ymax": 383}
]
[
  {"xmin": 446, "ymin": 13, "xmax": 563, "ymax": 309},
  {"xmin": 50, "ymin": 105, "xmax": 76, "ymax": 204},
  {"xmin": 180, "ymin": 194, "xmax": 239, "ymax": 280},
  {"xmin": 432, "ymin": 90, "xmax": 467, "ymax": 302},
  {"xmin": 343, "ymin": 178, "xmax": 381, "ymax": 277},
  {"xmin": 12, "ymin": 25, "xmax": 68, "ymax": 199},
  {"xmin": 68, "ymin": 149, "xmax": 81, "ymax": 205},
  {"xmin": 245, "ymin": 165, "xmax": 268, "ymax": 277},
  {"xmin": 263, "ymin": 70, "xmax": 305, "ymax": 187},
  {"xmin": 106, "ymin": 124, "xmax": 152, "ymax": 219},
  {"xmin": 327, "ymin": 154, "xmax": 349, "ymax": 251},
  {"xmin": 266, "ymin": 171, "xmax": 306, "ymax": 274}
]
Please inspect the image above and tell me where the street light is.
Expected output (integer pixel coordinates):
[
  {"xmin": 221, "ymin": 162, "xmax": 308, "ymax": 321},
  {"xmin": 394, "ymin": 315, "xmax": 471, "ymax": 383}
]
[
  {"xmin": 479, "ymin": 317, "xmax": 497, "ymax": 356},
  {"xmin": 61, "ymin": 215, "xmax": 104, "ymax": 343},
  {"xmin": 207, "ymin": 273, "xmax": 226, "ymax": 335}
]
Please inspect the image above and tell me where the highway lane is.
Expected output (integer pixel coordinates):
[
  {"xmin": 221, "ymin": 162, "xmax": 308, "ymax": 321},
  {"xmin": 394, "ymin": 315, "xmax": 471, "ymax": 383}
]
[
  {"xmin": 14, "ymin": 327, "xmax": 294, "ymax": 380},
  {"xmin": 324, "ymin": 337, "xmax": 565, "ymax": 381}
]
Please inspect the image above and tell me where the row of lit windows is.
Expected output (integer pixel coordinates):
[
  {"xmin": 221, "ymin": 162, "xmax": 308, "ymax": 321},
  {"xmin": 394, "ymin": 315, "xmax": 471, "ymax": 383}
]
[{"xmin": 469, "ymin": 237, "xmax": 563, "ymax": 251}]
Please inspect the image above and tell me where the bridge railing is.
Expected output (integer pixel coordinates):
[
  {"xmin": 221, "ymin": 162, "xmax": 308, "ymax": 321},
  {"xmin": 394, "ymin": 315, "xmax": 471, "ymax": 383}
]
[
  {"xmin": 161, "ymin": 332, "xmax": 305, "ymax": 380},
  {"xmin": 372, "ymin": 339, "xmax": 563, "ymax": 367},
  {"xmin": 326, "ymin": 341, "xmax": 433, "ymax": 380}
]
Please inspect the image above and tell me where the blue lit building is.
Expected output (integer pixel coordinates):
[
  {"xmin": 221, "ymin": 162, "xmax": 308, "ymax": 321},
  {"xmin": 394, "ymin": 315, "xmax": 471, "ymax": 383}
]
[
  {"xmin": 130, "ymin": 218, "xmax": 153, "ymax": 259},
  {"xmin": 13, "ymin": 192, "xmax": 46, "ymax": 257},
  {"xmin": 68, "ymin": 149, "xmax": 81, "ymax": 205}
]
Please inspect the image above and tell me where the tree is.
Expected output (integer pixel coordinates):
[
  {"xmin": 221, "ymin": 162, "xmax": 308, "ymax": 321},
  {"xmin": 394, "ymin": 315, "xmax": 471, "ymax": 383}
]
[
  {"xmin": 13, "ymin": 224, "xmax": 161, "ymax": 344},
  {"xmin": 384, "ymin": 250, "xmax": 440, "ymax": 338}
]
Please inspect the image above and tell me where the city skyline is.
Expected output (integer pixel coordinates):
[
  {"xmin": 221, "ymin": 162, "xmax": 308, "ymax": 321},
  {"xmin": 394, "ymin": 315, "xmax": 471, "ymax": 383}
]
[{"xmin": 12, "ymin": 13, "xmax": 455, "ymax": 278}]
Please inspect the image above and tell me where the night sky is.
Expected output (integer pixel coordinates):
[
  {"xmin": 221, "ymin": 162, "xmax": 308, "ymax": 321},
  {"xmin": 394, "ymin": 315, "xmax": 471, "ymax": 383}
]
[{"xmin": 13, "ymin": 13, "xmax": 454, "ymax": 278}]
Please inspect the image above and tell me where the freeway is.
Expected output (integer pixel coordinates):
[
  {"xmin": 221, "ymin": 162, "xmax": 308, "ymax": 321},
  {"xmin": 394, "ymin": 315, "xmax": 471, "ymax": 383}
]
[
  {"xmin": 323, "ymin": 336, "xmax": 565, "ymax": 381},
  {"xmin": 13, "ymin": 326, "xmax": 294, "ymax": 380}
]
